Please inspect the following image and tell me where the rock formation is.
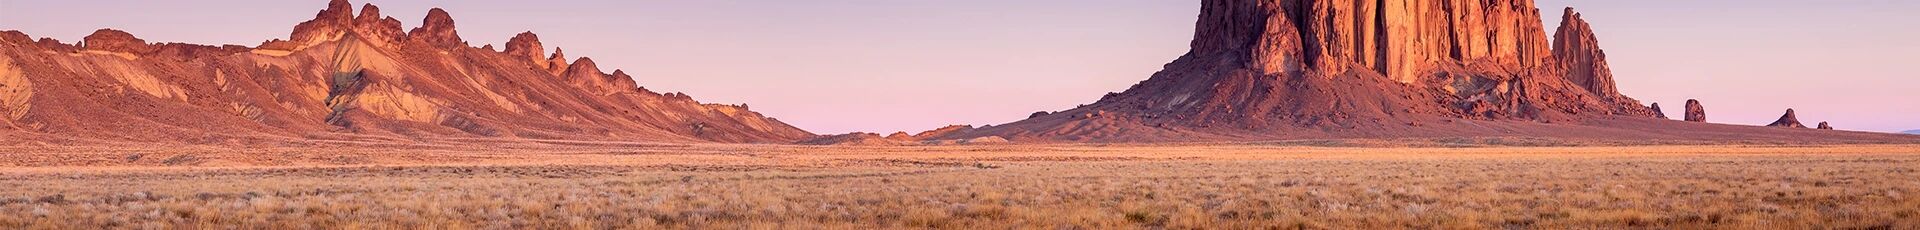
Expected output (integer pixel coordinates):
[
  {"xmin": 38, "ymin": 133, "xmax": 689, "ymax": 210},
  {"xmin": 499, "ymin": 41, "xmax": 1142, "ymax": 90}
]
[
  {"xmin": 1817, "ymin": 122, "xmax": 1833, "ymax": 130},
  {"xmin": 503, "ymin": 32, "xmax": 548, "ymax": 69},
  {"xmin": 912, "ymin": 125, "xmax": 975, "ymax": 139},
  {"xmin": 885, "ymin": 132, "xmax": 914, "ymax": 141},
  {"xmin": 1554, "ymin": 7, "xmax": 1619, "ymax": 99},
  {"xmin": 546, "ymin": 48, "xmax": 570, "ymax": 76},
  {"xmin": 81, "ymin": 29, "xmax": 154, "ymax": 54},
  {"xmin": 0, "ymin": 1, "xmax": 814, "ymax": 144},
  {"xmin": 1649, "ymin": 103, "xmax": 1667, "ymax": 119},
  {"xmin": 407, "ymin": 8, "xmax": 464, "ymax": 48},
  {"xmin": 282, "ymin": 0, "xmax": 355, "ymax": 49},
  {"xmin": 935, "ymin": 0, "xmax": 1660, "ymax": 142},
  {"xmin": 0, "ymin": 31, "xmax": 30, "ymax": 44},
  {"xmin": 1767, "ymin": 109, "xmax": 1806, "ymax": 128},
  {"xmin": 1685, "ymin": 99, "xmax": 1707, "ymax": 122},
  {"xmin": 350, "ymin": 4, "xmax": 406, "ymax": 46}
]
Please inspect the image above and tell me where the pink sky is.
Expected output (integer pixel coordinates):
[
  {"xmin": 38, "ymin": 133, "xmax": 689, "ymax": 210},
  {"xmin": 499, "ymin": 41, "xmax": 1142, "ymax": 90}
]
[{"xmin": 3, "ymin": 0, "xmax": 1916, "ymax": 133}]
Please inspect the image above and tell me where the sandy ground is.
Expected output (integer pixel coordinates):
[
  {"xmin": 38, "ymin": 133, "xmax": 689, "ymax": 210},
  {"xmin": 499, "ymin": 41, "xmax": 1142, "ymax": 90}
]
[{"xmin": 2, "ymin": 143, "xmax": 1918, "ymax": 228}]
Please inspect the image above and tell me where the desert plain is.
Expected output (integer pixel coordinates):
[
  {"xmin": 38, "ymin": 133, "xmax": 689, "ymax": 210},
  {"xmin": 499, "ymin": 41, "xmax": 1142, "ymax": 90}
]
[{"xmin": 2, "ymin": 141, "xmax": 1917, "ymax": 229}]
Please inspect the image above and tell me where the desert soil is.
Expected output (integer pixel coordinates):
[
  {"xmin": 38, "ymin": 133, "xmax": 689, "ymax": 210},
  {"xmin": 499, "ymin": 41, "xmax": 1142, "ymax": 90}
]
[{"xmin": 2, "ymin": 143, "xmax": 1918, "ymax": 229}]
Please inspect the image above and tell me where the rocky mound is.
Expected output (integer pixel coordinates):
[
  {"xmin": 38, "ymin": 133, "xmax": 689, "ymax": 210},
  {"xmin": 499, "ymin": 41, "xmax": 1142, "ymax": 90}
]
[
  {"xmin": 0, "ymin": 0, "xmax": 813, "ymax": 145},
  {"xmin": 1649, "ymin": 103, "xmax": 1668, "ymax": 119},
  {"xmin": 1817, "ymin": 122, "xmax": 1832, "ymax": 130},
  {"xmin": 798, "ymin": 130, "xmax": 1009, "ymax": 146},
  {"xmin": 798, "ymin": 133, "xmax": 907, "ymax": 146},
  {"xmin": 1767, "ymin": 109, "xmax": 1806, "ymax": 128},
  {"xmin": 921, "ymin": 0, "xmax": 1914, "ymax": 143}
]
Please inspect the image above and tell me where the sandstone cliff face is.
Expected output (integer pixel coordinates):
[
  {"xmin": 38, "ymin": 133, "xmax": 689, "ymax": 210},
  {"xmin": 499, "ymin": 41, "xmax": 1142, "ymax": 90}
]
[
  {"xmin": 950, "ymin": 0, "xmax": 1657, "ymax": 142},
  {"xmin": 1685, "ymin": 99, "xmax": 1707, "ymax": 122},
  {"xmin": 1767, "ymin": 109, "xmax": 1807, "ymax": 128},
  {"xmin": 0, "ymin": 1, "xmax": 814, "ymax": 144},
  {"xmin": 1201, "ymin": 0, "xmax": 1556, "ymax": 83}
]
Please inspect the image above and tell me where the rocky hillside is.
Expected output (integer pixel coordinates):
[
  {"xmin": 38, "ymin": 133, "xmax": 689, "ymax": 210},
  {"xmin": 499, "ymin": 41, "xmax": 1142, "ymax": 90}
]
[
  {"xmin": 928, "ymin": 0, "xmax": 1915, "ymax": 143},
  {"xmin": 0, "ymin": 0, "xmax": 814, "ymax": 145}
]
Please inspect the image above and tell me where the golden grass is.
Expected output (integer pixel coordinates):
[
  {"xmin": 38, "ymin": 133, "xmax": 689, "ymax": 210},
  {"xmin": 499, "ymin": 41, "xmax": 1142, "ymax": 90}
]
[{"xmin": 1, "ymin": 144, "xmax": 1917, "ymax": 229}]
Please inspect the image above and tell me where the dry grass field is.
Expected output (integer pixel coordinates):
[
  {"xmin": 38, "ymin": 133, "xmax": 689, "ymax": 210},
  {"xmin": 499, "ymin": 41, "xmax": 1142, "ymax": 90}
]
[{"xmin": 2, "ymin": 143, "xmax": 1918, "ymax": 229}]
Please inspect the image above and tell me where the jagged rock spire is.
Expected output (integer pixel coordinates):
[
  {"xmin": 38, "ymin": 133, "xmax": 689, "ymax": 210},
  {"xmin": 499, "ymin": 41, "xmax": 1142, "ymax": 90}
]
[
  {"xmin": 408, "ymin": 8, "xmax": 464, "ymax": 48},
  {"xmin": 1554, "ymin": 7, "xmax": 1620, "ymax": 98},
  {"xmin": 546, "ymin": 47, "xmax": 569, "ymax": 76},
  {"xmin": 284, "ymin": 0, "xmax": 355, "ymax": 48},
  {"xmin": 352, "ymin": 4, "xmax": 405, "ymax": 46}
]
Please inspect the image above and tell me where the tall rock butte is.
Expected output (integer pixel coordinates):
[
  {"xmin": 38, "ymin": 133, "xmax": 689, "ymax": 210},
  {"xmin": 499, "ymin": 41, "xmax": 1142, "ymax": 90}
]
[
  {"xmin": 0, "ymin": 0, "xmax": 814, "ymax": 144},
  {"xmin": 933, "ymin": 0, "xmax": 1661, "ymax": 142}
]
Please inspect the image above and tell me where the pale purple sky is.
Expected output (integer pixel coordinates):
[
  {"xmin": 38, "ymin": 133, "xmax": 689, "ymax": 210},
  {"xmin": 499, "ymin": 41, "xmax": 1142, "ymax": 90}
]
[{"xmin": 2, "ymin": 1, "xmax": 1916, "ymax": 133}]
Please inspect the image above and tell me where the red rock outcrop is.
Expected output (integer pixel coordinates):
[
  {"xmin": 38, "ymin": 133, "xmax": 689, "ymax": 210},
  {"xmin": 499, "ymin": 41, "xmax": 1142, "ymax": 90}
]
[
  {"xmin": 885, "ymin": 132, "xmax": 914, "ymax": 141},
  {"xmin": 1685, "ymin": 99, "xmax": 1706, "ymax": 122},
  {"xmin": 912, "ymin": 125, "xmax": 976, "ymax": 139},
  {"xmin": 503, "ymin": 32, "xmax": 549, "ymax": 69},
  {"xmin": 283, "ymin": 0, "xmax": 355, "ymax": 49},
  {"xmin": 275, "ymin": 1, "xmax": 407, "ymax": 49},
  {"xmin": 546, "ymin": 48, "xmax": 570, "ymax": 76},
  {"xmin": 1649, "ymin": 103, "xmax": 1668, "ymax": 119},
  {"xmin": 81, "ymin": 29, "xmax": 154, "ymax": 54},
  {"xmin": 351, "ymin": 4, "xmax": 406, "ymax": 47},
  {"xmin": 560, "ymin": 57, "xmax": 641, "ymax": 95},
  {"xmin": 0, "ymin": 31, "xmax": 31, "ymax": 45},
  {"xmin": 1553, "ymin": 7, "xmax": 1619, "ymax": 99},
  {"xmin": 940, "ymin": 0, "xmax": 1659, "ymax": 142},
  {"xmin": 0, "ymin": 0, "xmax": 814, "ymax": 144},
  {"xmin": 1767, "ymin": 109, "xmax": 1806, "ymax": 128},
  {"xmin": 407, "ymin": 8, "xmax": 464, "ymax": 48},
  {"xmin": 1817, "ymin": 122, "xmax": 1833, "ymax": 130}
]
